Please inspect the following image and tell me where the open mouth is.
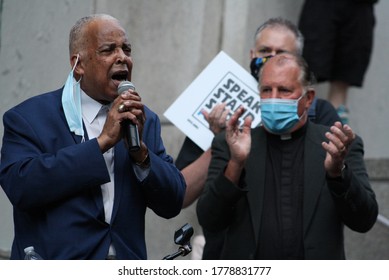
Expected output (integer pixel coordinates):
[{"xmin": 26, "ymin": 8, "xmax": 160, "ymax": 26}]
[{"xmin": 112, "ymin": 70, "xmax": 128, "ymax": 83}]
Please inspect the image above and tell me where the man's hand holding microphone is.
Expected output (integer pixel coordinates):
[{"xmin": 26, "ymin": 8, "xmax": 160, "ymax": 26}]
[{"xmin": 97, "ymin": 81, "xmax": 149, "ymax": 168}]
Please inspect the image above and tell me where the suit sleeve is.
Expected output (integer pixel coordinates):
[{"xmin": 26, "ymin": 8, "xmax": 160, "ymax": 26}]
[
  {"xmin": 0, "ymin": 108, "xmax": 110, "ymax": 210},
  {"xmin": 197, "ymin": 132, "xmax": 248, "ymax": 232},
  {"xmin": 327, "ymin": 135, "xmax": 378, "ymax": 232},
  {"xmin": 139, "ymin": 109, "xmax": 186, "ymax": 218}
]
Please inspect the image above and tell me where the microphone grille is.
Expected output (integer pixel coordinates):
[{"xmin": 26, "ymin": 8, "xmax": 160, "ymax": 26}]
[{"xmin": 118, "ymin": 81, "xmax": 135, "ymax": 94}]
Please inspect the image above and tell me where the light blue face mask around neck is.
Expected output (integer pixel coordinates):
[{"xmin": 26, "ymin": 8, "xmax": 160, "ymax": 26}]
[{"xmin": 61, "ymin": 54, "xmax": 85, "ymax": 142}]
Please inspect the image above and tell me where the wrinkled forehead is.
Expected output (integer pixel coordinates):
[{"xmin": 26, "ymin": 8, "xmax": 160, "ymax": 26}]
[
  {"xmin": 259, "ymin": 54, "xmax": 301, "ymax": 82},
  {"xmin": 87, "ymin": 17, "xmax": 127, "ymax": 39},
  {"xmin": 264, "ymin": 54, "xmax": 298, "ymax": 73}
]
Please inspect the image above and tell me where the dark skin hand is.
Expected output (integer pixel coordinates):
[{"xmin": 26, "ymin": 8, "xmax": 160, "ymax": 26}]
[{"xmin": 98, "ymin": 87, "xmax": 148, "ymax": 163}]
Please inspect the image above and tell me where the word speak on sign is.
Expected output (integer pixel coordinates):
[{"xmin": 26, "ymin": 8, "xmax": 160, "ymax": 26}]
[
  {"xmin": 164, "ymin": 51, "xmax": 260, "ymax": 150},
  {"xmin": 193, "ymin": 72, "xmax": 260, "ymax": 128}
]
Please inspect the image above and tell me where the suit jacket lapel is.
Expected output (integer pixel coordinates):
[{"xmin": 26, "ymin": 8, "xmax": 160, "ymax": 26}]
[
  {"xmin": 59, "ymin": 97, "xmax": 106, "ymax": 220},
  {"xmin": 246, "ymin": 127, "xmax": 267, "ymax": 245},
  {"xmin": 111, "ymin": 141, "xmax": 127, "ymax": 220},
  {"xmin": 81, "ymin": 128, "xmax": 106, "ymax": 220},
  {"xmin": 303, "ymin": 123, "xmax": 328, "ymax": 235},
  {"xmin": 246, "ymin": 123, "xmax": 329, "ymax": 244}
]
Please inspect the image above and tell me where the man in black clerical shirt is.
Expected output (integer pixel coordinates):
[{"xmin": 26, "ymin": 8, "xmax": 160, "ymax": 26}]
[
  {"xmin": 178, "ymin": 17, "xmax": 341, "ymax": 260},
  {"xmin": 196, "ymin": 53, "xmax": 378, "ymax": 259}
]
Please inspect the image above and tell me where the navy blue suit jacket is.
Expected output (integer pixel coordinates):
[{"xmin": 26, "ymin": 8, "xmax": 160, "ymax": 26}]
[{"xmin": 0, "ymin": 88, "xmax": 186, "ymax": 259}]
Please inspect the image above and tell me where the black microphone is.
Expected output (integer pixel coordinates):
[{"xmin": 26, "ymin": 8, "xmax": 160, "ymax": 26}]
[{"xmin": 118, "ymin": 81, "xmax": 141, "ymax": 152}]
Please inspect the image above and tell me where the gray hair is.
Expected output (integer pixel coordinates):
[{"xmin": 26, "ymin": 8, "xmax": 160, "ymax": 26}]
[
  {"xmin": 69, "ymin": 14, "xmax": 117, "ymax": 55},
  {"xmin": 254, "ymin": 17, "xmax": 304, "ymax": 55}
]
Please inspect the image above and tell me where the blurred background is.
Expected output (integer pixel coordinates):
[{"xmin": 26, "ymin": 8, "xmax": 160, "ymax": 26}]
[{"xmin": 0, "ymin": 0, "xmax": 388, "ymax": 259}]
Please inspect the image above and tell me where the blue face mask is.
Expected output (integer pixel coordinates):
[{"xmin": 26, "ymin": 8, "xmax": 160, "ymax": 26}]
[
  {"xmin": 260, "ymin": 94, "xmax": 306, "ymax": 135},
  {"xmin": 61, "ymin": 54, "xmax": 85, "ymax": 142}
]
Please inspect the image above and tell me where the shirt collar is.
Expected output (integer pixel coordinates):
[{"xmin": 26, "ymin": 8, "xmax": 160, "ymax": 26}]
[{"xmin": 81, "ymin": 90, "xmax": 110, "ymax": 124}]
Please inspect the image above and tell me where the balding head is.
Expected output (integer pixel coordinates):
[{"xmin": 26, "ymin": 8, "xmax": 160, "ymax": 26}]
[
  {"xmin": 259, "ymin": 53, "xmax": 315, "ymax": 89},
  {"xmin": 69, "ymin": 14, "xmax": 119, "ymax": 56}
]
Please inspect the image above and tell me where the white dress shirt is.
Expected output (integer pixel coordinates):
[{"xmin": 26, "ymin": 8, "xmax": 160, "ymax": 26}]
[{"xmin": 81, "ymin": 92, "xmax": 114, "ymax": 224}]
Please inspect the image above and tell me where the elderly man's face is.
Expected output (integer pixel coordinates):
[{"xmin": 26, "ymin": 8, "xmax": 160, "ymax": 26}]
[
  {"xmin": 259, "ymin": 55, "xmax": 314, "ymax": 132},
  {"xmin": 260, "ymin": 58, "xmax": 304, "ymax": 100},
  {"xmin": 76, "ymin": 17, "xmax": 133, "ymax": 104}
]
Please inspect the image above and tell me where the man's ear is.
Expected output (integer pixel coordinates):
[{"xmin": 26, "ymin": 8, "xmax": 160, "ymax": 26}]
[
  {"xmin": 305, "ymin": 88, "xmax": 315, "ymax": 109},
  {"xmin": 70, "ymin": 54, "xmax": 84, "ymax": 79}
]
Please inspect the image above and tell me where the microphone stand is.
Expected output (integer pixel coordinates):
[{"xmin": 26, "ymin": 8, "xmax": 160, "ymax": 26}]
[{"xmin": 162, "ymin": 223, "xmax": 193, "ymax": 260}]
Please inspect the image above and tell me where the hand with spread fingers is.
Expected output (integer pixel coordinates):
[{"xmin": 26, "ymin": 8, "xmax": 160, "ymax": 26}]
[
  {"xmin": 322, "ymin": 121, "xmax": 356, "ymax": 177},
  {"xmin": 202, "ymin": 103, "xmax": 230, "ymax": 135},
  {"xmin": 225, "ymin": 106, "xmax": 252, "ymax": 165},
  {"xmin": 223, "ymin": 106, "xmax": 252, "ymax": 185}
]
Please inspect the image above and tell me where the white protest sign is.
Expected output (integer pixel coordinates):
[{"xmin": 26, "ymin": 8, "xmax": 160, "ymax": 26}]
[{"xmin": 164, "ymin": 51, "xmax": 260, "ymax": 151}]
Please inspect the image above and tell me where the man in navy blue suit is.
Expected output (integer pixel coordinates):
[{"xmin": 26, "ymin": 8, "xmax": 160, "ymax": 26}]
[{"xmin": 0, "ymin": 14, "xmax": 186, "ymax": 259}]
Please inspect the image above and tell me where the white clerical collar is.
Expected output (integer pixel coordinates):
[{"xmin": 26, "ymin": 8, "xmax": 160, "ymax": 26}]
[{"xmin": 280, "ymin": 134, "xmax": 292, "ymax": 140}]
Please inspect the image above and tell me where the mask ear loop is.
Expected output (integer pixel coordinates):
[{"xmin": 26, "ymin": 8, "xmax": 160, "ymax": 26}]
[
  {"xmin": 64, "ymin": 53, "xmax": 85, "ymax": 142},
  {"xmin": 298, "ymin": 89, "xmax": 310, "ymax": 120},
  {"xmin": 72, "ymin": 54, "xmax": 82, "ymax": 84},
  {"xmin": 73, "ymin": 54, "xmax": 85, "ymax": 142}
]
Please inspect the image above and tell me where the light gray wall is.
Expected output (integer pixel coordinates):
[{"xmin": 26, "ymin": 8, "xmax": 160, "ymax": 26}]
[{"xmin": 0, "ymin": 0, "xmax": 388, "ymax": 259}]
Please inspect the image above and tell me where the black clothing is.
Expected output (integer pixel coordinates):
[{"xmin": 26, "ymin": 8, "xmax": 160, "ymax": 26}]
[
  {"xmin": 299, "ymin": 0, "xmax": 377, "ymax": 87},
  {"xmin": 257, "ymin": 125, "xmax": 306, "ymax": 259},
  {"xmin": 176, "ymin": 100, "xmax": 340, "ymax": 259},
  {"xmin": 197, "ymin": 123, "xmax": 377, "ymax": 259}
]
